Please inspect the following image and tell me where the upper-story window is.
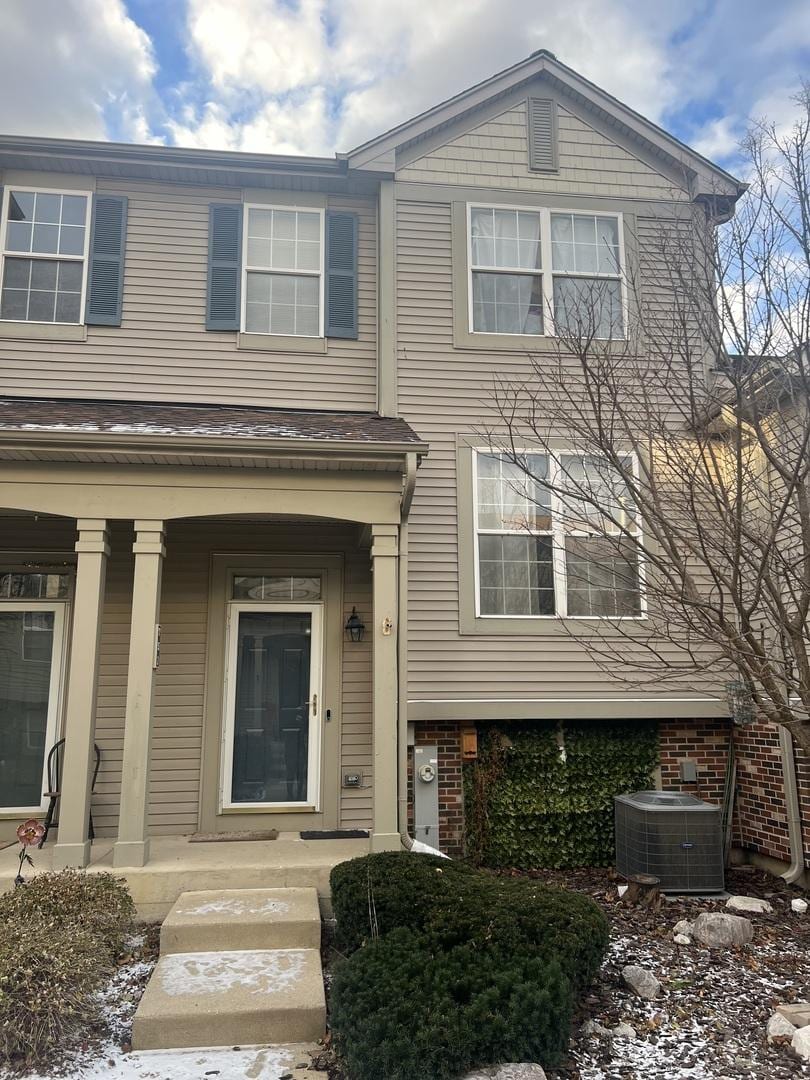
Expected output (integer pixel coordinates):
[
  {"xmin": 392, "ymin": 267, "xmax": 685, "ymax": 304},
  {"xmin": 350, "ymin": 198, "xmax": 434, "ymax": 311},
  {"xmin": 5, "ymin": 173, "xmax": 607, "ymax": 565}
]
[
  {"xmin": 468, "ymin": 205, "xmax": 624, "ymax": 340},
  {"xmin": 242, "ymin": 206, "xmax": 324, "ymax": 337},
  {"xmin": 0, "ymin": 188, "xmax": 91, "ymax": 324},
  {"xmin": 474, "ymin": 450, "xmax": 642, "ymax": 618}
]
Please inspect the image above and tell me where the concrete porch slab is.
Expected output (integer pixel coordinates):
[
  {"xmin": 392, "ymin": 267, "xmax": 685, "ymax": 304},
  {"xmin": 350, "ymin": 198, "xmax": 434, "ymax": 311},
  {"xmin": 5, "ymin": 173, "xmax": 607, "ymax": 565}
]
[
  {"xmin": 0, "ymin": 833, "xmax": 369, "ymax": 919},
  {"xmin": 160, "ymin": 887, "xmax": 321, "ymax": 953},
  {"xmin": 132, "ymin": 948, "xmax": 326, "ymax": 1050}
]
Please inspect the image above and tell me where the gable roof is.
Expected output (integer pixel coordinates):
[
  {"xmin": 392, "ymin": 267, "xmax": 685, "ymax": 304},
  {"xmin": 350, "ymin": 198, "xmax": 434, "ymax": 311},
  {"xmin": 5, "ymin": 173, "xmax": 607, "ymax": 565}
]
[{"xmin": 343, "ymin": 49, "xmax": 745, "ymax": 202}]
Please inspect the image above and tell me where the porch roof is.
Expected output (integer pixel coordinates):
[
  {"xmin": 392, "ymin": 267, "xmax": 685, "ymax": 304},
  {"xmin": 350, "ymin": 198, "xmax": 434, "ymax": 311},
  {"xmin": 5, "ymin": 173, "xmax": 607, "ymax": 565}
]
[{"xmin": 0, "ymin": 397, "xmax": 427, "ymax": 471}]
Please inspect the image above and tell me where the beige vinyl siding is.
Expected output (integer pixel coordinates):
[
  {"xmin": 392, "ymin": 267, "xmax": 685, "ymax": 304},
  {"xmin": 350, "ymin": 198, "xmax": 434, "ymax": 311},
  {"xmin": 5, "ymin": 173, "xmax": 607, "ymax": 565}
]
[
  {"xmin": 0, "ymin": 180, "xmax": 378, "ymax": 411},
  {"xmin": 0, "ymin": 515, "xmax": 373, "ymax": 838},
  {"xmin": 396, "ymin": 197, "xmax": 697, "ymax": 704},
  {"xmin": 398, "ymin": 102, "xmax": 689, "ymax": 200}
]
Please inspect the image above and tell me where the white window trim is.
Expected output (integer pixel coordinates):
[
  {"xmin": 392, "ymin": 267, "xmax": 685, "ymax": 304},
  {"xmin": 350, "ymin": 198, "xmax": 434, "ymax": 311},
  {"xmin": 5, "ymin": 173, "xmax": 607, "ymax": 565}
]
[
  {"xmin": 472, "ymin": 448, "xmax": 646, "ymax": 620},
  {"xmin": 0, "ymin": 601, "xmax": 68, "ymax": 816},
  {"xmin": 0, "ymin": 185, "xmax": 92, "ymax": 327},
  {"xmin": 240, "ymin": 203, "xmax": 325, "ymax": 338},
  {"xmin": 466, "ymin": 203, "xmax": 628, "ymax": 340},
  {"xmin": 220, "ymin": 600, "xmax": 324, "ymax": 812}
]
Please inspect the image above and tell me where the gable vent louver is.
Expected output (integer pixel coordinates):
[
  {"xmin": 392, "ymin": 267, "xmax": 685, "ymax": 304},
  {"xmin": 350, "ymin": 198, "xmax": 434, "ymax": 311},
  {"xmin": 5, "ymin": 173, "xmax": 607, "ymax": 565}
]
[{"xmin": 527, "ymin": 97, "xmax": 558, "ymax": 172}]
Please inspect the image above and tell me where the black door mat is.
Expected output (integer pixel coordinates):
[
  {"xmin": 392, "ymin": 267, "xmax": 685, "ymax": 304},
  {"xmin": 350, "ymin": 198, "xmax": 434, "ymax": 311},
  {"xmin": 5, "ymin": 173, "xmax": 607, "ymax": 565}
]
[{"xmin": 300, "ymin": 829, "xmax": 369, "ymax": 840}]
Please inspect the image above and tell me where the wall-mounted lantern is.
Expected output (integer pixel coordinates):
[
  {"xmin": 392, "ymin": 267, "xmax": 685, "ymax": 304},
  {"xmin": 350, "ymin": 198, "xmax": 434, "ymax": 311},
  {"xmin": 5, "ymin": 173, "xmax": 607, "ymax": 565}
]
[{"xmin": 345, "ymin": 607, "xmax": 365, "ymax": 643}]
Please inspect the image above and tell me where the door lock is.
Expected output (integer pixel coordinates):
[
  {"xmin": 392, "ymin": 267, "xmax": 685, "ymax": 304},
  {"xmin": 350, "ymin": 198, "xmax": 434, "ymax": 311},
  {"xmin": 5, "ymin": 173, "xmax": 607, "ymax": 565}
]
[{"xmin": 310, "ymin": 694, "xmax": 318, "ymax": 716}]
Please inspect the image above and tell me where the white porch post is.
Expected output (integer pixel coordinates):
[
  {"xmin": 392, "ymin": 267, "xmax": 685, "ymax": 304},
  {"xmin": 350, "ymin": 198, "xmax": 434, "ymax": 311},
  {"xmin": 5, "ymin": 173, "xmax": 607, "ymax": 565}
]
[
  {"xmin": 113, "ymin": 521, "xmax": 166, "ymax": 868},
  {"xmin": 370, "ymin": 524, "xmax": 400, "ymax": 852},
  {"xmin": 52, "ymin": 519, "xmax": 110, "ymax": 870}
]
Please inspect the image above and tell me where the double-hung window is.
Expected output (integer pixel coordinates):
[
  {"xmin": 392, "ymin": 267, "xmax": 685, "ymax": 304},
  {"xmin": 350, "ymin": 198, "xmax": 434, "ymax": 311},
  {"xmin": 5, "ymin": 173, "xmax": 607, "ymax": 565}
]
[
  {"xmin": 0, "ymin": 188, "xmax": 91, "ymax": 324},
  {"xmin": 0, "ymin": 571, "xmax": 70, "ymax": 814},
  {"xmin": 468, "ymin": 205, "xmax": 624, "ymax": 340},
  {"xmin": 474, "ymin": 450, "xmax": 642, "ymax": 619},
  {"xmin": 242, "ymin": 206, "xmax": 324, "ymax": 337}
]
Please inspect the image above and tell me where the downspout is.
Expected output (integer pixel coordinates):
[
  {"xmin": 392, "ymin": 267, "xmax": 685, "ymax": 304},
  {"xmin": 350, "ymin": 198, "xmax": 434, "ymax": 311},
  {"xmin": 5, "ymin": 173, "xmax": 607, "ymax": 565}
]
[
  {"xmin": 398, "ymin": 453, "xmax": 418, "ymax": 850},
  {"xmin": 778, "ymin": 725, "xmax": 805, "ymax": 884}
]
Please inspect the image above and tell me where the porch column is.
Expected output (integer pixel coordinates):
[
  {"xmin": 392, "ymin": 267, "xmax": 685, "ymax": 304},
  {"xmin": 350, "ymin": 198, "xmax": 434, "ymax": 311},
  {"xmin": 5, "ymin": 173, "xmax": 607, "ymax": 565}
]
[
  {"xmin": 113, "ymin": 521, "xmax": 166, "ymax": 868},
  {"xmin": 370, "ymin": 524, "xmax": 400, "ymax": 852},
  {"xmin": 52, "ymin": 520, "xmax": 110, "ymax": 870}
]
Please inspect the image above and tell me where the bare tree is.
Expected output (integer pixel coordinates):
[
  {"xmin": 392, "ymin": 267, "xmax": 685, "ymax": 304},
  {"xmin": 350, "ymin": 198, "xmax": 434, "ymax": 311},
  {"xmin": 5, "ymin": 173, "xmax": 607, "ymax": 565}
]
[{"xmin": 487, "ymin": 89, "xmax": 810, "ymax": 751}]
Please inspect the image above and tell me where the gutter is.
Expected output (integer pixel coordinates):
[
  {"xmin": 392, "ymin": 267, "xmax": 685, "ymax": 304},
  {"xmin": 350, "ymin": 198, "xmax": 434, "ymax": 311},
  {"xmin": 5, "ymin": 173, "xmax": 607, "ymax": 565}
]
[
  {"xmin": 0, "ymin": 428, "xmax": 428, "ymax": 466},
  {"xmin": 778, "ymin": 726, "xmax": 806, "ymax": 884}
]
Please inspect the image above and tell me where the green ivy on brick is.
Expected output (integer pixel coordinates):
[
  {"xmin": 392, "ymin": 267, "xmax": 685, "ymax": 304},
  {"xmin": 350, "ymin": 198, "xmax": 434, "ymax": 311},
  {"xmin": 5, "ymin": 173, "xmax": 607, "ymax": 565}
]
[{"xmin": 464, "ymin": 720, "xmax": 659, "ymax": 869}]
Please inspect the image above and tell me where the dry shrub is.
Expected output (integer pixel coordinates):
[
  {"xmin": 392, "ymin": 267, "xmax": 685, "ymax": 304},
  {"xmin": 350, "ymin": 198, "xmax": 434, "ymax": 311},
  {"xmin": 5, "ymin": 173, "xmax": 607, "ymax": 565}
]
[{"xmin": 0, "ymin": 870, "xmax": 135, "ymax": 1066}]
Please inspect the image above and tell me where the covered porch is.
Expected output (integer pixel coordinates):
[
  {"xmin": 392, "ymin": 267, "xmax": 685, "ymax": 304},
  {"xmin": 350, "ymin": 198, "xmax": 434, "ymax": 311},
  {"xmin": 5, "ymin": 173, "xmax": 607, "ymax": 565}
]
[
  {"xmin": 0, "ymin": 833, "xmax": 368, "ymax": 918},
  {"xmin": 0, "ymin": 397, "xmax": 425, "ymax": 882}
]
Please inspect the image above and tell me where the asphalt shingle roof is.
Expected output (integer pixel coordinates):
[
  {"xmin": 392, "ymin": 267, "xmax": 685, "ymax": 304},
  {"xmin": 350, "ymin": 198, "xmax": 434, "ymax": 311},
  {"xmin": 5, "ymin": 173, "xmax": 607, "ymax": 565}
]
[{"xmin": 0, "ymin": 397, "xmax": 424, "ymax": 447}]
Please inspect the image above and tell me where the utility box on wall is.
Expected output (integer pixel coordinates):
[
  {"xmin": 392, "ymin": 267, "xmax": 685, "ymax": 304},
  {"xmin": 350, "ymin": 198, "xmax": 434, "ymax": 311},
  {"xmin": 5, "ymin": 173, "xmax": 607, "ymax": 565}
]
[{"xmin": 413, "ymin": 744, "xmax": 440, "ymax": 849}]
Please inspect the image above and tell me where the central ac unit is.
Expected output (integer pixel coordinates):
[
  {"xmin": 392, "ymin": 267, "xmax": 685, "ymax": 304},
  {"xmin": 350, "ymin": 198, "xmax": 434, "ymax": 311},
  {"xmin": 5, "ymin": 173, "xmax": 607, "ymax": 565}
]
[{"xmin": 614, "ymin": 790, "xmax": 724, "ymax": 893}]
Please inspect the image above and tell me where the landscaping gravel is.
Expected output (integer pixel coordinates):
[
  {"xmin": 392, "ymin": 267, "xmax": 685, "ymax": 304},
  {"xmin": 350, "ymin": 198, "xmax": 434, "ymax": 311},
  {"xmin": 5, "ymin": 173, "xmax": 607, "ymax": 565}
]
[{"xmin": 533, "ymin": 866, "xmax": 810, "ymax": 1080}]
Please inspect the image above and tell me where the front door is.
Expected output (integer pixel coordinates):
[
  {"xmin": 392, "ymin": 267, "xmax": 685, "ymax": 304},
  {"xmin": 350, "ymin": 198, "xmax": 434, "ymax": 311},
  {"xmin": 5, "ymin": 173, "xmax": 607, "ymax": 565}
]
[{"xmin": 222, "ymin": 603, "xmax": 322, "ymax": 810}]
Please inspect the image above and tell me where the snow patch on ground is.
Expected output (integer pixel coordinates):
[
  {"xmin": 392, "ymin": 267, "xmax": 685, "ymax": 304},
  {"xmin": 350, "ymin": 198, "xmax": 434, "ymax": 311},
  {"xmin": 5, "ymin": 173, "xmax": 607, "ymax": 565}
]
[
  {"xmin": 175, "ymin": 896, "xmax": 291, "ymax": 917},
  {"xmin": 17, "ymin": 1044, "xmax": 313, "ymax": 1080}
]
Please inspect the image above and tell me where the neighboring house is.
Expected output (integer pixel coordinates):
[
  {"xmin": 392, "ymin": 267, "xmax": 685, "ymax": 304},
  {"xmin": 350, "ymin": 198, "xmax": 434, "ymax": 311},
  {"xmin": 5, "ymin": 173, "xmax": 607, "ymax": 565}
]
[{"xmin": 0, "ymin": 51, "xmax": 761, "ymax": 874}]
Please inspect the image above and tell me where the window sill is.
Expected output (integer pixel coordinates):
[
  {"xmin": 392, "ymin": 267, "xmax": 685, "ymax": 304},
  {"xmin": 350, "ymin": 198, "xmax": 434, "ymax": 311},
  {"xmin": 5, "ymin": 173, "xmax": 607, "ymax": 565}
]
[
  {"xmin": 459, "ymin": 613, "xmax": 646, "ymax": 635},
  {"xmin": 220, "ymin": 804, "xmax": 317, "ymax": 814},
  {"xmin": 237, "ymin": 332, "xmax": 328, "ymax": 355},
  {"xmin": 0, "ymin": 321, "xmax": 87, "ymax": 342}
]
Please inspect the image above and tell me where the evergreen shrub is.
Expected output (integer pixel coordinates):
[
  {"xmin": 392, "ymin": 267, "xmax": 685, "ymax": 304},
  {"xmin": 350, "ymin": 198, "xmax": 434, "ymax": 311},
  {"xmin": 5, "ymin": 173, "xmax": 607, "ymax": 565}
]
[
  {"xmin": 329, "ymin": 851, "xmax": 609, "ymax": 1079},
  {"xmin": 331, "ymin": 927, "xmax": 573, "ymax": 1080}
]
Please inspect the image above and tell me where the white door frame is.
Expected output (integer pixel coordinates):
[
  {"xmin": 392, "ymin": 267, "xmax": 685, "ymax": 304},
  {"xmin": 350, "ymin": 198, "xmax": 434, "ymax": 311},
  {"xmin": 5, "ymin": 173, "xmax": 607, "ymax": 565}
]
[
  {"xmin": 219, "ymin": 601, "xmax": 324, "ymax": 812},
  {"xmin": 0, "ymin": 601, "xmax": 67, "ymax": 816}
]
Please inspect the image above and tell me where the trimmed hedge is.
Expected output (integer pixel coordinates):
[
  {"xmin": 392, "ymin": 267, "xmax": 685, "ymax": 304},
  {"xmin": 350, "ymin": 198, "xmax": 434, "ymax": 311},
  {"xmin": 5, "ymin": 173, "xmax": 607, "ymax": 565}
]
[
  {"xmin": 329, "ymin": 852, "xmax": 609, "ymax": 1079},
  {"xmin": 0, "ymin": 870, "xmax": 135, "ymax": 1065},
  {"xmin": 331, "ymin": 928, "xmax": 573, "ymax": 1080},
  {"xmin": 331, "ymin": 850, "xmax": 607, "ymax": 991}
]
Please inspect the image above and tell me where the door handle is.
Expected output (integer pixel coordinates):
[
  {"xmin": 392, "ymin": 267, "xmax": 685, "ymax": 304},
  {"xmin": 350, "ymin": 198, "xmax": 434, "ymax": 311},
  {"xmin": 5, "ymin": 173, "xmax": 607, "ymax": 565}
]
[{"xmin": 310, "ymin": 694, "xmax": 318, "ymax": 716}]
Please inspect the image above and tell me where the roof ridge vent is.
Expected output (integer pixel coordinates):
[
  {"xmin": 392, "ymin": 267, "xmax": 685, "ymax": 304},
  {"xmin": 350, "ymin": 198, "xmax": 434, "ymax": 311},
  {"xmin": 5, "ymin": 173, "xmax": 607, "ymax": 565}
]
[{"xmin": 530, "ymin": 49, "xmax": 557, "ymax": 60}]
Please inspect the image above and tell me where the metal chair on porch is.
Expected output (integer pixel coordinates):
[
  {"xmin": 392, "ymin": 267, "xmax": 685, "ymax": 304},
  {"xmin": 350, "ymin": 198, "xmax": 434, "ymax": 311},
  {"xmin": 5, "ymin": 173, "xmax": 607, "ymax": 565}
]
[{"xmin": 38, "ymin": 738, "xmax": 102, "ymax": 848}]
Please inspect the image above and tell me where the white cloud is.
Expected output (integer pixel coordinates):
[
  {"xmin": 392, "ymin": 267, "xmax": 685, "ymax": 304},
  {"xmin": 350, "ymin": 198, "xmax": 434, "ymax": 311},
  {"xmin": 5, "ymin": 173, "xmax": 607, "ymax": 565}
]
[
  {"xmin": 186, "ymin": 0, "xmax": 327, "ymax": 95},
  {"xmin": 0, "ymin": 0, "xmax": 158, "ymax": 141},
  {"xmin": 167, "ymin": 89, "xmax": 331, "ymax": 155},
  {"xmin": 173, "ymin": 0, "xmax": 681, "ymax": 155}
]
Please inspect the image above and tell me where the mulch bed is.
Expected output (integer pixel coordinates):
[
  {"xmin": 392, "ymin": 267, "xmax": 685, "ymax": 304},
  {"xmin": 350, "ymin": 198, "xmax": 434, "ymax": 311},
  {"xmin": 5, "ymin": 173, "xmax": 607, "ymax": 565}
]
[{"xmin": 320, "ymin": 865, "xmax": 810, "ymax": 1080}]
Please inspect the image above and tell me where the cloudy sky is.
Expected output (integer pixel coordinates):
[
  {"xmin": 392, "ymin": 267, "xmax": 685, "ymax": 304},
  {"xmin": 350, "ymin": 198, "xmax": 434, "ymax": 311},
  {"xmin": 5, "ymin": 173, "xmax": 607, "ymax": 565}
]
[{"xmin": 1, "ymin": 0, "xmax": 808, "ymax": 168}]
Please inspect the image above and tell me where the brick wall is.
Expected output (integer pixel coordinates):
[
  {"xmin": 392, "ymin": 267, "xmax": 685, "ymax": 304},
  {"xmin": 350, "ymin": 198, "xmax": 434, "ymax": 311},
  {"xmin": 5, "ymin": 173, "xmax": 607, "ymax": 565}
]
[
  {"xmin": 658, "ymin": 719, "xmax": 731, "ymax": 804},
  {"xmin": 733, "ymin": 721, "xmax": 810, "ymax": 866},
  {"xmin": 659, "ymin": 716, "xmax": 810, "ymax": 870},
  {"xmin": 408, "ymin": 715, "xmax": 810, "ymax": 871},
  {"xmin": 408, "ymin": 722, "xmax": 465, "ymax": 856}
]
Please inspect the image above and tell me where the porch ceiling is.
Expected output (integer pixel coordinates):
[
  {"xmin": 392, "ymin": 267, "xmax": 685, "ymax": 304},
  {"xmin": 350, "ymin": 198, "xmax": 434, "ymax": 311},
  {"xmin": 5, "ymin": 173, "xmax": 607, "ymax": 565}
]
[{"xmin": 0, "ymin": 397, "xmax": 427, "ymax": 472}]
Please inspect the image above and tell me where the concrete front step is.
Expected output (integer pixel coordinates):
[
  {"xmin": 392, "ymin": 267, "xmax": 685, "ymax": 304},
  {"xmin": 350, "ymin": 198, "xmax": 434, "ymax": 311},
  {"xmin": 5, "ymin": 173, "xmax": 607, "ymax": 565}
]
[
  {"xmin": 132, "ymin": 948, "xmax": 326, "ymax": 1050},
  {"xmin": 160, "ymin": 887, "xmax": 321, "ymax": 954}
]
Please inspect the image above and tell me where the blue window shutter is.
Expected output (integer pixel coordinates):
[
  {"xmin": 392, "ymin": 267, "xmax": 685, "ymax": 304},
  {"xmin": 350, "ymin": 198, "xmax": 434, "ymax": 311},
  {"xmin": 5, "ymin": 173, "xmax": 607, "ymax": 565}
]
[
  {"xmin": 325, "ymin": 210, "xmax": 358, "ymax": 339},
  {"xmin": 85, "ymin": 195, "xmax": 127, "ymax": 326},
  {"xmin": 206, "ymin": 203, "xmax": 242, "ymax": 331}
]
